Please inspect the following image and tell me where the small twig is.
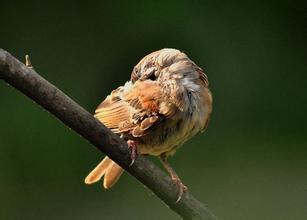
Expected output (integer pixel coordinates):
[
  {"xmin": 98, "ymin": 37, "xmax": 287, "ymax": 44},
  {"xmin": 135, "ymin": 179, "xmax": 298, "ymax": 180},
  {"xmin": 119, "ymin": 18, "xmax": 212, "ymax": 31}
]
[
  {"xmin": 25, "ymin": 54, "xmax": 33, "ymax": 68},
  {"xmin": 0, "ymin": 49, "xmax": 217, "ymax": 220}
]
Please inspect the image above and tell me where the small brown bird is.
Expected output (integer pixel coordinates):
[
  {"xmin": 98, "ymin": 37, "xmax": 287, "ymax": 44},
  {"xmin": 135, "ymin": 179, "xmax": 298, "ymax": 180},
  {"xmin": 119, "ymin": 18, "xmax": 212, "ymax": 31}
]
[{"xmin": 85, "ymin": 48, "xmax": 212, "ymax": 202}]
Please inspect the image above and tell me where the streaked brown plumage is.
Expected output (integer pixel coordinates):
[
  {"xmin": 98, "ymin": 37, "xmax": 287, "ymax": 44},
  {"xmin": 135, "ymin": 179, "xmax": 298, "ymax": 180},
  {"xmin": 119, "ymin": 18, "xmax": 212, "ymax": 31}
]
[{"xmin": 85, "ymin": 48, "xmax": 212, "ymax": 201}]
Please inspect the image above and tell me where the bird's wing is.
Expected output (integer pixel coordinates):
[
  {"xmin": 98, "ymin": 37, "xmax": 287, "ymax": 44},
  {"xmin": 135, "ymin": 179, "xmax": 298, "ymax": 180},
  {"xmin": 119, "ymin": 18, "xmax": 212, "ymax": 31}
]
[{"xmin": 94, "ymin": 80, "xmax": 175, "ymax": 137}]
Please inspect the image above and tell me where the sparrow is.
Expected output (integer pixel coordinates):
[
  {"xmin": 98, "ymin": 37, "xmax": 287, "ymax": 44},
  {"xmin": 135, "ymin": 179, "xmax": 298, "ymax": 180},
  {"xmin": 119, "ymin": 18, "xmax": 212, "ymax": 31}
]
[{"xmin": 84, "ymin": 48, "xmax": 212, "ymax": 202}]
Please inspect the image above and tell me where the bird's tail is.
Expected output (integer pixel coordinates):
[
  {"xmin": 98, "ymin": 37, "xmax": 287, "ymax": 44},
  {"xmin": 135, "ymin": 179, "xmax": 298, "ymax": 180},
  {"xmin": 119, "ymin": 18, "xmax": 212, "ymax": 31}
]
[{"xmin": 85, "ymin": 156, "xmax": 124, "ymax": 189}]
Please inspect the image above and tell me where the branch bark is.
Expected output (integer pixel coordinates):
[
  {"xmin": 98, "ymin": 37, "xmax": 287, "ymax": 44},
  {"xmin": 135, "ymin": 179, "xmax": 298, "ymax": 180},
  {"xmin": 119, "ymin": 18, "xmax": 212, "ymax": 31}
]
[{"xmin": 0, "ymin": 48, "xmax": 217, "ymax": 220}]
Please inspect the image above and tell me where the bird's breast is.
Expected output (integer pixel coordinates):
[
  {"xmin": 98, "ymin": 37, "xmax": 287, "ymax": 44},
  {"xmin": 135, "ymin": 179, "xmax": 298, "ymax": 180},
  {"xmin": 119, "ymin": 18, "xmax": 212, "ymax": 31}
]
[{"xmin": 137, "ymin": 87, "xmax": 212, "ymax": 156}]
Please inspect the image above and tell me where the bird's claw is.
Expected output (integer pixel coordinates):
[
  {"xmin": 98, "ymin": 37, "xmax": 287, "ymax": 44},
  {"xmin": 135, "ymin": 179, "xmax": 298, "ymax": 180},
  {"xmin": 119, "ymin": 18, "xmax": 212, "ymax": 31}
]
[
  {"xmin": 172, "ymin": 177, "xmax": 188, "ymax": 203},
  {"xmin": 127, "ymin": 140, "xmax": 137, "ymax": 166}
]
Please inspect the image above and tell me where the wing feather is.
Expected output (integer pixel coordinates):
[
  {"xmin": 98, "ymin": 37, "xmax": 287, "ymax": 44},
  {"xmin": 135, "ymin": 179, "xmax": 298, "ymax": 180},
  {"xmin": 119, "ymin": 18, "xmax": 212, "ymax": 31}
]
[{"xmin": 94, "ymin": 80, "xmax": 168, "ymax": 137}]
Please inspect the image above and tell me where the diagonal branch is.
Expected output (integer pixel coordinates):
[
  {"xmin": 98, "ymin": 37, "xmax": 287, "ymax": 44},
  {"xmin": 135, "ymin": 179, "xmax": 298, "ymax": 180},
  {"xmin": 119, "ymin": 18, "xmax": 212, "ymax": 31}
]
[{"xmin": 0, "ymin": 48, "xmax": 217, "ymax": 220}]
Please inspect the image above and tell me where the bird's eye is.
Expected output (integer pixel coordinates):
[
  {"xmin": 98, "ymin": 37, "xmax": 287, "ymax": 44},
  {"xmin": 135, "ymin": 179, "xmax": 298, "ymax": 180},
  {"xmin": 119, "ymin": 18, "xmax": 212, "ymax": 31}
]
[
  {"xmin": 144, "ymin": 68, "xmax": 156, "ymax": 81},
  {"xmin": 148, "ymin": 73, "xmax": 156, "ymax": 81}
]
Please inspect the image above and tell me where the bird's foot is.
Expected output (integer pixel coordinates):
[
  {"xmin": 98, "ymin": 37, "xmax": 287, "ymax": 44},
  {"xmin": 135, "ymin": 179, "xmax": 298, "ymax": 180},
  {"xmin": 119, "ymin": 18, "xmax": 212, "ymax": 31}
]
[
  {"xmin": 159, "ymin": 154, "xmax": 188, "ymax": 203},
  {"xmin": 171, "ymin": 176, "xmax": 188, "ymax": 203},
  {"xmin": 127, "ymin": 140, "xmax": 137, "ymax": 166}
]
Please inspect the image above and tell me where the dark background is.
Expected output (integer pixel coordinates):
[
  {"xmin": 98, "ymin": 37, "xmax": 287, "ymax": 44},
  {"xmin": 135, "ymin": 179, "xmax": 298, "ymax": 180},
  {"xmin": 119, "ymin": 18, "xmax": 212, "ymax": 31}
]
[{"xmin": 1, "ymin": 1, "xmax": 306, "ymax": 219}]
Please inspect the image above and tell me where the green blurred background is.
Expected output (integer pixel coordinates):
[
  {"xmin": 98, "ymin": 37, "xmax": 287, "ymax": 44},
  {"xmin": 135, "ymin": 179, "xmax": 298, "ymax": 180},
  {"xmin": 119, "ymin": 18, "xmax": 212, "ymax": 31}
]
[{"xmin": 1, "ymin": 1, "xmax": 306, "ymax": 219}]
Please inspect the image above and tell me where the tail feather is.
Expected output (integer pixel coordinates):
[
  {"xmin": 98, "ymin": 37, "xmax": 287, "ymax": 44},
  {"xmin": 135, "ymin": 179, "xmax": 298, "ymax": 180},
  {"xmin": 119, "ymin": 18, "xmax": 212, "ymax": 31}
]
[
  {"xmin": 103, "ymin": 162, "xmax": 124, "ymax": 189},
  {"xmin": 85, "ymin": 156, "xmax": 124, "ymax": 188}
]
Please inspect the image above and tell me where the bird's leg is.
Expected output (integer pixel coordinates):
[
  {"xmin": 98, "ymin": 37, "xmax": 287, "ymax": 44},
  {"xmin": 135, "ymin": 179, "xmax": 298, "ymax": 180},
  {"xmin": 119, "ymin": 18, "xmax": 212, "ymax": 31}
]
[
  {"xmin": 127, "ymin": 140, "xmax": 138, "ymax": 166},
  {"xmin": 159, "ymin": 154, "xmax": 188, "ymax": 203}
]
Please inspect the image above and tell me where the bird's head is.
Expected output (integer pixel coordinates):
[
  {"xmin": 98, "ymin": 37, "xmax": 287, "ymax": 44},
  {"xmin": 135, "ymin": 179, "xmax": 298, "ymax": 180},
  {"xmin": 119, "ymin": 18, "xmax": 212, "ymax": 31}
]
[{"xmin": 130, "ymin": 48, "xmax": 208, "ymax": 93}]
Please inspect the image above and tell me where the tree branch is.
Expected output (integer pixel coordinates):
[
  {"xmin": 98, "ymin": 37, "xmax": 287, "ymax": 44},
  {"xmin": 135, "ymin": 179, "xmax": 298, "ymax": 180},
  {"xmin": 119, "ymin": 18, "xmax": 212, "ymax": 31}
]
[{"xmin": 0, "ymin": 48, "xmax": 217, "ymax": 220}]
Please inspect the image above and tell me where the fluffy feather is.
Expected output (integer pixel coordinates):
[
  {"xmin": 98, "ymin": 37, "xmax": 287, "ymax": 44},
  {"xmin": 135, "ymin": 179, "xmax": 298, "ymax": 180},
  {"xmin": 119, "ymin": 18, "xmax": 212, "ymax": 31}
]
[{"xmin": 85, "ymin": 48, "xmax": 212, "ymax": 190}]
